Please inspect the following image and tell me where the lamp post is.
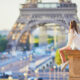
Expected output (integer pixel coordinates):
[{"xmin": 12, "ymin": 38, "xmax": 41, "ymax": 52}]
[
  {"xmin": 29, "ymin": 54, "xmax": 33, "ymax": 61},
  {"xmin": 23, "ymin": 54, "xmax": 32, "ymax": 80},
  {"xmin": 8, "ymin": 76, "xmax": 13, "ymax": 80},
  {"xmin": 24, "ymin": 72, "xmax": 28, "ymax": 80},
  {"xmin": 49, "ymin": 67, "xmax": 51, "ymax": 80},
  {"xmin": 20, "ymin": 58, "xmax": 23, "ymax": 68},
  {"xmin": 24, "ymin": 66, "xmax": 29, "ymax": 80},
  {"xmin": 57, "ymin": 65, "xmax": 60, "ymax": 80},
  {"xmin": 53, "ymin": 65, "xmax": 56, "ymax": 80},
  {"xmin": 35, "ymin": 69, "xmax": 39, "ymax": 78}
]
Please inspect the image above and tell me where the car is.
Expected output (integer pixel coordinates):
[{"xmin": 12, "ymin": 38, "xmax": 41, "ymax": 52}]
[
  {"xmin": 28, "ymin": 77, "xmax": 43, "ymax": 80},
  {"xmin": 0, "ymin": 73, "xmax": 4, "ymax": 78},
  {"xmin": 4, "ymin": 71, "xmax": 12, "ymax": 76},
  {"xmin": 38, "ymin": 77, "xmax": 43, "ymax": 80},
  {"xmin": 28, "ymin": 77, "xmax": 38, "ymax": 80},
  {"xmin": 0, "ymin": 72, "xmax": 9, "ymax": 79}
]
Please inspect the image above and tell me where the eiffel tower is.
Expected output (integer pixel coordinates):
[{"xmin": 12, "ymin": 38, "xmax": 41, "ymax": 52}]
[{"xmin": 7, "ymin": 0, "xmax": 80, "ymax": 50}]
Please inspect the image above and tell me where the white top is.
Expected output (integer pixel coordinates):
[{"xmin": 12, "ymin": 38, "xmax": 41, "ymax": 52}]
[{"xmin": 67, "ymin": 29, "xmax": 80, "ymax": 50}]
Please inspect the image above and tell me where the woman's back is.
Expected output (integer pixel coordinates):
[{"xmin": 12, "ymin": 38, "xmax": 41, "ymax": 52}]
[{"xmin": 71, "ymin": 29, "xmax": 80, "ymax": 50}]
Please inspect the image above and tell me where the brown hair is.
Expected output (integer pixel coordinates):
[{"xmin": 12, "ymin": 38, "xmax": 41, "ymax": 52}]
[{"xmin": 69, "ymin": 20, "xmax": 78, "ymax": 33}]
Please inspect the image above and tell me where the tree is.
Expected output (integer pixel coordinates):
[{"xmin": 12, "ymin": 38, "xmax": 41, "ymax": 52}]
[
  {"xmin": 0, "ymin": 36, "xmax": 8, "ymax": 52},
  {"xmin": 55, "ymin": 49, "xmax": 62, "ymax": 65},
  {"xmin": 55, "ymin": 49, "xmax": 68, "ymax": 65},
  {"xmin": 0, "ymin": 35, "xmax": 1, "ymax": 38}
]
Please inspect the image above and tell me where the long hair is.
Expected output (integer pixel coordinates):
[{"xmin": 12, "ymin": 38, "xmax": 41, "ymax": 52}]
[{"xmin": 69, "ymin": 20, "xmax": 78, "ymax": 33}]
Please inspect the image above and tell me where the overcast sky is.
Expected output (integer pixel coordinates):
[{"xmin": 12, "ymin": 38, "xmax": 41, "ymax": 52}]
[{"xmin": 0, "ymin": 0, "xmax": 80, "ymax": 30}]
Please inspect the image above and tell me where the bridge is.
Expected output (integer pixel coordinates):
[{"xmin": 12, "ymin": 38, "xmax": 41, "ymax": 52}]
[{"xmin": 0, "ymin": 53, "xmax": 69, "ymax": 80}]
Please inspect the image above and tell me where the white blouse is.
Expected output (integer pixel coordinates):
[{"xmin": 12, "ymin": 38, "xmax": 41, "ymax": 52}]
[{"xmin": 67, "ymin": 29, "xmax": 80, "ymax": 50}]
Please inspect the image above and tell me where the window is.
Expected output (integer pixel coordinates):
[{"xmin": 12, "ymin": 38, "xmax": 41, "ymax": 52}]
[{"xmin": 38, "ymin": 3, "xmax": 60, "ymax": 8}]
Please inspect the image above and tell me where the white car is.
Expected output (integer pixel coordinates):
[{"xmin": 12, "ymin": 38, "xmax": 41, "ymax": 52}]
[
  {"xmin": 28, "ymin": 77, "xmax": 43, "ymax": 80},
  {"xmin": 4, "ymin": 71, "xmax": 12, "ymax": 76},
  {"xmin": 28, "ymin": 77, "xmax": 38, "ymax": 80}
]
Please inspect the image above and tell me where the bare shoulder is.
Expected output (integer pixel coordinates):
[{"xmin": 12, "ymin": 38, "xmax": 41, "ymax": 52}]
[
  {"xmin": 78, "ymin": 32, "xmax": 80, "ymax": 34},
  {"xmin": 69, "ymin": 29, "xmax": 74, "ymax": 33}
]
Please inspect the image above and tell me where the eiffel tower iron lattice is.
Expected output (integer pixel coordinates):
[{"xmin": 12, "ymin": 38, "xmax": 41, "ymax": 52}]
[{"xmin": 7, "ymin": 0, "xmax": 80, "ymax": 50}]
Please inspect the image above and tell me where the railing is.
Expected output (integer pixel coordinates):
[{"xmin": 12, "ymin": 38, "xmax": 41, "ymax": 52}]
[
  {"xmin": 0, "ymin": 70, "xmax": 69, "ymax": 80},
  {"xmin": 26, "ymin": 69, "xmax": 69, "ymax": 80},
  {"xmin": 0, "ymin": 53, "xmax": 69, "ymax": 80}
]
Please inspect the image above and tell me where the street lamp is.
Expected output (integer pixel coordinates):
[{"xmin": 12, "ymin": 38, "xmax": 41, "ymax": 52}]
[
  {"xmin": 35, "ymin": 69, "xmax": 39, "ymax": 78},
  {"xmin": 57, "ymin": 65, "xmax": 60, "ymax": 80},
  {"xmin": 8, "ymin": 76, "xmax": 13, "ymax": 80},
  {"xmin": 53, "ymin": 65, "xmax": 56, "ymax": 80},
  {"xmin": 29, "ymin": 54, "xmax": 33, "ymax": 61},
  {"xmin": 24, "ymin": 58, "xmax": 29, "ymax": 80},
  {"xmin": 25, "ymin": 66, "xmax": 29, "ymax": 72},
  {"xmin": 24, "ymin": 72, "xmax": 28, "ymax": 80},
  {"xmin": 49, "ymin": 67, "xmax": 51, "ymax": 80},
  {"xmin": 20, "ymin": 58, "xmax": 23, "ymax": 67}
]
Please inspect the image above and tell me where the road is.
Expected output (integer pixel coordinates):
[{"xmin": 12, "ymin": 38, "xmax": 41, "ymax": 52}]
[{"xmin": 0, "ymin": 54, "xmax": 50, "ymax": 73}]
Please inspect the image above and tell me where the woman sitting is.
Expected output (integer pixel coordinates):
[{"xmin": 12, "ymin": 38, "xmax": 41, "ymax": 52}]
[{"xmin": 59, "ymin": 20, "xmax": 80, "ymax": 71}]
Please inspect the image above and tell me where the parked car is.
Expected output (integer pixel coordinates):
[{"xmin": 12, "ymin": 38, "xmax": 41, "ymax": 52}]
[
  {"xmin": 28, "ymin": 77, "xmax": 37, "ymax": 80},
  {"xmin": 28, "ymin": 77, "xmax": 43, "ymax": 80},
  {"xmin": 0, "ymin": 72, "xmax": 9, "ymax": 78},
  {"xmin": 4, "ymin": 71, "xmax": 12, "ymax": 76}
]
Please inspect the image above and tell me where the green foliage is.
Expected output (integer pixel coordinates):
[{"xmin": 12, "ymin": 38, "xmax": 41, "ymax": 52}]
[
  {"xmin": 55, "ymin": 49, "xmax": 62, "ymax": 65},
  {"xmin": 0, "ymin": 36, "xmax": 8, "ymax": 52},
  {"xmin": 34, "ymin": 36, "xmax": 39, "ymax": 42},
  {"xmin": 55, "ymin": 49, "xmax": 68, "ymax": 65},
  {"xmin": 34, "ymin": 43, "xmax": 39, "ymax": 47},
  {"xmin": 26, "ymin": 37, "xmax": 30, "ymax": 50},
  {"xmin": 48, "ymin": 36, "xmax": 54, "ymax": 44},
  {"xmin": 0, "ymin": 35, "xmax": 1, "ymax": 38},
  {"xmin": 34, "ymin": 36, "xmax": 39, "ymax": 47}
]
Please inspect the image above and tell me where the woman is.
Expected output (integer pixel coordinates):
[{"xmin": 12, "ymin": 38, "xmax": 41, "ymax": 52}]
[{"xmin": 59, "ymin": 20, "xmax": 79, "ymax": 71}]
